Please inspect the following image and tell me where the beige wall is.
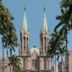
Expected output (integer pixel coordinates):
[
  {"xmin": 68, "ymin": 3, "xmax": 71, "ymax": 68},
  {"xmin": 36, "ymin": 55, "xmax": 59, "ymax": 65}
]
[{"xmin": 68, "ymin": 52, "xmax": 72, "ymax": 72}]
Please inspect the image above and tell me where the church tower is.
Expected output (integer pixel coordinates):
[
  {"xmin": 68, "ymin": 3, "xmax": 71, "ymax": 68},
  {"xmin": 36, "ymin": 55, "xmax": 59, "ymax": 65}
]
[
  {"xmin": 40, "ymin": 8, "xmax": 49, "ymax": 56},
  {"xmin": 39, "ymin": 8, "xmax": 51, "ymax": 71},
  {"xmin": 19, "ymin": 8, "xmax": 30, "ymax": 71},
  {"xmin": 20, "ymin": 8, "xmax": 30, "ymax": 56},
  {"xmin": 19, "ymin": 8, "xmax": 52, "ymax": 72}
]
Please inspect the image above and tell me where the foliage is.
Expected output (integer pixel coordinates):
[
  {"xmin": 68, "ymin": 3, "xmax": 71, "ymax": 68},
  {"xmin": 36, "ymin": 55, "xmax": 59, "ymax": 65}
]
[
  {"xmin": 47, "ymin": 0, "xmax": 72, "ymax": 59},
  {"xmin": 47, "ymin": 31, "xmax": 66, "ymax": 59},
  {"xmin": 0, "ymin": 0, "xmax": 19, "ymax": 72},
  {"xmin": 9, "ymin": 55, "xmax": 22, "ymax": 72}
]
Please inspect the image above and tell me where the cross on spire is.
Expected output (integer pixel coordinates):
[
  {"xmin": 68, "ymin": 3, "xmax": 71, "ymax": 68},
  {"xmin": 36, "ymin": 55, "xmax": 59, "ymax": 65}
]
[
  {"xmin": 24, "ymin": 7, "xmax": 26, "ymax": 11},
  {"xmin": 21, "ymin": 7, "xmax": 28, "ymax": 32},
  {"xmin": 44, "ymin": 7, "xmax": 46, "ymax": 12}
]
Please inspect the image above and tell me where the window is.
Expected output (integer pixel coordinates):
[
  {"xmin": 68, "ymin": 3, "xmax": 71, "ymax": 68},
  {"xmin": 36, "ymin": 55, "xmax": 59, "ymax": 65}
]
[
  {"xmin": 44, "ymin": 37, "xmax": 46, "ymax": 51},
  {"xmin": 44, "ymin": 59, "xmax": 46, "ymax": 69},
  {"xmin": 24, "ymin": 37, "xmax": 25, "ymax": 50},
  {"xmin": 41, "ymin": 38, "xmax": 43, "ymax": 51},
  {"xmin": 27, "ymin": 37, "xmax": 28, "ymax": 50}
]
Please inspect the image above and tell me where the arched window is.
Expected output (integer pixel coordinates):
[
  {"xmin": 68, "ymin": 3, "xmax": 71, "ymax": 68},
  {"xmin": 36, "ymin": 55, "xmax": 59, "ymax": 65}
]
[
  {"xmin": 41, "ymin": 37, "xmax": 43, "ymax": 52},
  {"xmin": 27, "ymin": 37, "xmax": 28, "ymax": 50},
  {"xmin": 24, "ymin": 37, "xmax": 25, "ymax": 50},
  {"xmin": 44, "ymin": 37, "xmax": 46, "ymax": 51},
  {"xmin": 44, "ymin": 59, "xmax": 46, "ymax": 69}
]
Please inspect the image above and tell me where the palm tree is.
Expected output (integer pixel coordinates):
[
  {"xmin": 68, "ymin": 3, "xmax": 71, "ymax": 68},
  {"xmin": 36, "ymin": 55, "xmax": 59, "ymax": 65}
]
[
  {"xmin": 47, "ymin": 0, "xmax": 72, "ymax": 71},
  {"xmin": 47, "ymin": 31, "xmax": 66, "ymax": 72},
  {"xmin": 54, "ymin": 2, "xmax": 72, "ymax": 71},
  {"xmin": 3, "ymin": 28, "xmax": 18, "ymax": 72},
  {"xmin": 0, "ymin": 1, "xmax": 13, "ymax": 72},
  {"xmin": 9, "ymin": 55, "xmax": 21, "ymax": 72},
  {"xmin": 54, "ymin": 0, "xmax": 72, "ymax": 53},
  {"xmin": 0, "ymin": 1, "xmax": 18, "ymax": 72},
  {"xmin": 47, "ymin": 32, "xmax": 58, "ymax": 72}
]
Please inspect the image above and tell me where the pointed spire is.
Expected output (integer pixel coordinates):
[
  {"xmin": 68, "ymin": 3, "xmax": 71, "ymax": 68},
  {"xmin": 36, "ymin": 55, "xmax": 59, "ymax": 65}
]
[
  {"xmin": 41, "ymin": 8, "xmax": 48, "ymax": 32},
  {"xmin": 21, "ymin": 7, "xmax": 28, "ymax": 32}
]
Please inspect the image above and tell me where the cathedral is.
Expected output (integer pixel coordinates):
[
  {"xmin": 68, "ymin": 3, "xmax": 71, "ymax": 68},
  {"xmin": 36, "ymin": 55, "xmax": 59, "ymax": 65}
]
[
  {"xmin": 0, "ymin": 7, "xmax": 72, "ymax": 72},
  {"xmin": 0, "ymin": 8, "xmax": 52, "ymax": 72},
  {"xmin": 19, "ymin": 8, "xmax": 52, "ymax": 72}
]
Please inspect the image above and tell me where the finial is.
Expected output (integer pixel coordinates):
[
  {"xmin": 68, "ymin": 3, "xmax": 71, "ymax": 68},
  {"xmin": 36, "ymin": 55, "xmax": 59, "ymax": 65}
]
[
  {"xmin": 33, "ymin": 44, "xmax": 36, "ymax": 48},
  {"xmin": 43, "ymin": 7, "xmax": 46, "ymax": 17},
  {"xmin": 44, "ymin": 7, "xmax": 46, "ymax": 12},
  {"xmin": 23, "ymin": 7, "xmax": 26, "ymax": 16},
  {"xmin": 21, "ymin": 7, "xmax": 28, "ymax": 32},
  {"xmin": 24, "ymin": 7, "xmax": 26, "ymax": 11}
]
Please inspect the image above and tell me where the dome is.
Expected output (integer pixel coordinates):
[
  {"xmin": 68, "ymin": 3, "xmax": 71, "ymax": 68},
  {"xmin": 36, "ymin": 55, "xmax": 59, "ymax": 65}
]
[{"xmin": 30, "ymin": 48, "xmax": 39, "ymax": 55}]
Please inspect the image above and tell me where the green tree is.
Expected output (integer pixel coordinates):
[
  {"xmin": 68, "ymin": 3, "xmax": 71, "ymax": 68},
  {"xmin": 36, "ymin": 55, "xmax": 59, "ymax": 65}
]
[
  {"xmin": 3, "ymin": 29, "xmax": 18, "ymax": 72},
  {"xmin": 53, "ymin": 0, "xmax": 72, "ymax": 71},
  {"xmin": 48, "ymin": 31, "xmax": 66, "ymax": 72},
  {"xmin": 0, "ymin": 1, "xmax": 13, "ymax": 72},
  {"xmin": 47, "ymin": 0, "xmax": 72, "ymax": 71},
  {"xmin": 9, "ymin": 55, "xmax": 21, "ymax": 72},
  {"xmin": 0, "ymin": 0, "xmax": 18, "ymax": 72},
  {"xmin": 54, "ymin": 0, "xmax": 72, "ymax": 53}
]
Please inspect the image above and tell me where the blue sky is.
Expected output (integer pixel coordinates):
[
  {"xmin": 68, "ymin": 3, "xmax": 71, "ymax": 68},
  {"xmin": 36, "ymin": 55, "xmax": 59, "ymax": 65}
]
[{"xmin": 0, "ymin": 0, "xmax": 72, "ymax": 56}]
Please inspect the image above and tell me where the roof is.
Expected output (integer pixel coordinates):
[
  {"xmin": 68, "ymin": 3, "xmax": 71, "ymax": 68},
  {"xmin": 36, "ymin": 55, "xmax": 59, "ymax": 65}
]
[{"xmin": 30, "ymin": 48, "xmax": 39, "ymax": 55}]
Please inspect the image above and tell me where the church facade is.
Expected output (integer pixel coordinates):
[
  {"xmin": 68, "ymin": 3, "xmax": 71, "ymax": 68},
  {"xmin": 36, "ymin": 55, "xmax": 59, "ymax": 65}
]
[{"xmin": 19, "ymin": 8, "xmax": 52, "ymax": 72}]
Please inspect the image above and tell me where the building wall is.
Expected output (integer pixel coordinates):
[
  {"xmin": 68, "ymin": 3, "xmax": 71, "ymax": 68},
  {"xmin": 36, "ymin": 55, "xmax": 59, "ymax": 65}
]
[
  {"xmin": 68, "ymin": 51, "xmax": 72, "ymax": 72},
  {"xmin": 58, "ymin": 62, "xmax": 65, "ymax": 72},
  {"xmin": 0, "ymin": 58, "xmax": 12, "ymax": 72},
  {"xmin": 58, "ymin": 51, "xmax": 72, "ymax": 72}
]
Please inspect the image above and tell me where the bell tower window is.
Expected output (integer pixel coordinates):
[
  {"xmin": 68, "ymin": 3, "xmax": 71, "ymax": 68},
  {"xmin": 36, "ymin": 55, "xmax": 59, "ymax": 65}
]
[
  {"xmin": 24, "ymin": 37, "xmax": 25, "ymax": 50},
  {"xmin": 27, "ymin": 37, "xmax": 28, "ymax": 50},
  {"xmin": 44, "ymin": 37, "xmax": 46, "ymax": 51}
]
